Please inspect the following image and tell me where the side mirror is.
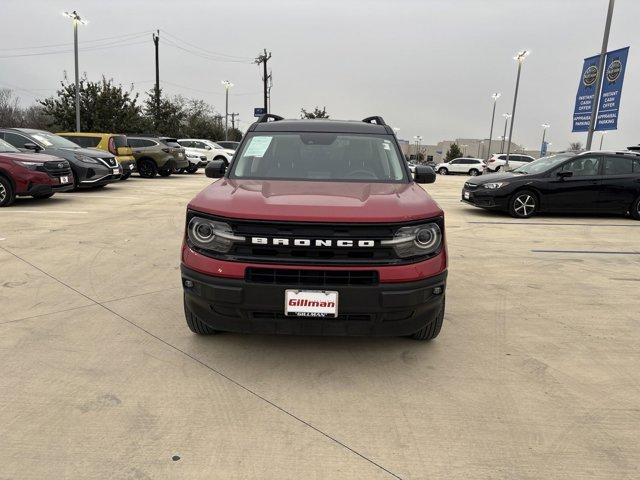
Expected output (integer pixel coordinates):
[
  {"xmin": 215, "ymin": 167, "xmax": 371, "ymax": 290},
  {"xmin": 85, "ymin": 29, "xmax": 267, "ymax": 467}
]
[
  {"xmin": 24, "ymin": 142, "xmax": 41, "ymax": 152},
  {"xmin": 414, "ymin": 165, "xmax": 436, "ymax": 184},
  {"xmin": 557, "ymin": 171, "xmax": 573, "ymax": 179},
  {"xmin": 205, "ymin": 159, "xmax": 226, "ymax": 178}
]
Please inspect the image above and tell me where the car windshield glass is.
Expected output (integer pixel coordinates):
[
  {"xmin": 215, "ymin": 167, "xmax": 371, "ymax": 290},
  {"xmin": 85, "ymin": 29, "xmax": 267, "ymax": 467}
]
[
  {"xmin": 30, "ymin": 131, "xmax": 80, "ymax": 149},
  {"xmin": 512, "ymin": 153, "xmax": 574, "ymax": 174},
  {"xmin": 230, "ymin": 133, "xmax": 408, "ymax": 182},
  {"xmin": 0, "ymin": 138, "xmax": 19, "ymax": 153}
]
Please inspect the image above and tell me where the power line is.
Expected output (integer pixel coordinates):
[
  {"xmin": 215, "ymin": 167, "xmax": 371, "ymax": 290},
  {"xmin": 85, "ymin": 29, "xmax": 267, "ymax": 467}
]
[
  {"xmin": 0, "ymin": 31, "xmax": 151, "ymax": 52},
  {"xmin": 161, "ymin": 30, "xmax": 252, "ymax": 61},
  {"xmin": 0, "ymin": 39, "xmax": 148, "ymax": 59},
  {"xmin": 162, "ymin": 38, "xmax": 251, "ymax": 64}
]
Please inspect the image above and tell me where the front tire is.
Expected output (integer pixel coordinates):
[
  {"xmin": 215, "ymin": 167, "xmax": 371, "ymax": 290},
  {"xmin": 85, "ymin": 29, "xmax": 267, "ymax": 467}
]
[
  {"xmin": 509, "ymin": 190, "xmax": 538, "ymax": 218},
  {"xmin": 469, "ymin": 168, "xmax": 480, "ymax": 176},
  {"xmin": 186, "ymin": 165, "xmax": 198, "ymax": 174},
  {"xmin": 137, "ymin": 159, "xmax": 158, "ymax": 178},
  {"xmin": 631, "ymin": 196, "xmax": 640, "ymax": 220},
  {"xmin": 438, "ymin": 168, "xmax": 448, "ymax": 175},
  {"xmin": 120, "ymin": 171, "xmax": 131, "ymax": 180},
  {"xmin": 184, "ymin": 295, "xmax": 219, "ymax": 335},
  {"xmin": 410, "ymin": 298, "xmax": 445, "ymax": 341},
  {"xmin": 0, "ymin": 176, "xmax": 16, "ymax": 207}
]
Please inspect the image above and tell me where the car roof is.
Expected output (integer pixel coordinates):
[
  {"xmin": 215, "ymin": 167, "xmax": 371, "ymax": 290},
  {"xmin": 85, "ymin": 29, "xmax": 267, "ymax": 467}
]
[
  {"xmin": 579, "ymin": 150, "xmax": 640, "ymax": 157},
  {"xmin": 57, "ymin": 132, "xmax": 119, "ymax": 137},
  {"xmin": 252, "ymin": 118, "xmax": 392, "ymax": 134}
]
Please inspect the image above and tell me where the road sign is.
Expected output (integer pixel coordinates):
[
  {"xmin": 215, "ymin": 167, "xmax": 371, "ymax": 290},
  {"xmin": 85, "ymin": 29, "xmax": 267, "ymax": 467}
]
[
  {"xmin": 595, "ymin": 47, "xmax": 629, "ymax": 131},
  {"xmin": 254, "ymin": 107, "xmax": 266, "ymax": 117},
  {"xmin": 572, "ymin": 55, "xmax": 600, "ymax": 132}
]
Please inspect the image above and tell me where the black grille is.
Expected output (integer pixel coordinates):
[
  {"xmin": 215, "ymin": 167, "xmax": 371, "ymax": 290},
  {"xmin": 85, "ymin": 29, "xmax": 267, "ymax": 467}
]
[
  {"xmin": 227, "ymin": 219, "xmax": 397, "ymax": 265},
  {"xmin": 98, "ymin": 157, "xmax": 117, "ymax": 168},
  {"xmin": 41, "ymin": 161, "xmax": 72, "ymax": 177},
  {"xmin": 246, "ymin": 268, "xmax": 379, "ymax": 286},
  {"xmin": 252, "ymin": 311, "xmax": 373, "ymax": 322}
]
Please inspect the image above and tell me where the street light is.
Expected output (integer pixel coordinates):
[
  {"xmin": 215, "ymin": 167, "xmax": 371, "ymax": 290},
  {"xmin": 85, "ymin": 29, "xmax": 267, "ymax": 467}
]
[
  {"xmin": 413, "ymin": 135, "xmax": 422, "ymax": 162},
  {"xmin": 62, "ymin": 11, "xmax": 88, "ymax": 132},
  {"xmin": 599, "ymin": 131, "xmax": 607, "ymax": 150},
  {"xmin": 500, "ymin": 113, "xmax": 511, "ymax": 153},
  {"xmin": 486, "ymin": 93, "xmax": 501, "ymax": 160},
  {"xmin": 540, "ymin": 123, "xmax": 550, "ymax": 156},
  {"xmin": 221, "ymin": 80, "xmax": 234, "ymax": 141},
  {"xmin": 505, "ymin": 50, "xmax": 530, "ymax": 169}
]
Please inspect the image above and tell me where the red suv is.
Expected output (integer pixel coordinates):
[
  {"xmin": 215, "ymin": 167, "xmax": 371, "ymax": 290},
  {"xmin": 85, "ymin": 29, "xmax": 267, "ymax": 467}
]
[
  {"xmin": 0, "ymin": 138, "xmax": 74, "ymax": 207},
  {"xmin": 181, "ymin": 115, "xmax": 447, "ymax": 340}
]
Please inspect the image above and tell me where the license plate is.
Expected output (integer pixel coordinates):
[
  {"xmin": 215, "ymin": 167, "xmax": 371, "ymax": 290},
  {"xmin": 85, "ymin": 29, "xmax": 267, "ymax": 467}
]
[
  {"xmin": 463, "ymin": 191, "xmax": 470, "ymax": 200},
  {"xmin": 60, "ymin": 176, "xmax": 69, "ymax": 184},
  {"xmin": 285, "ymin": 290, "xmax": 338, "ymax": 318}
]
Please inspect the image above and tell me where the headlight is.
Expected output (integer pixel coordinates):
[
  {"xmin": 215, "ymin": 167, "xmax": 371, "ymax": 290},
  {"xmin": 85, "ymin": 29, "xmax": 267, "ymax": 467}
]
[
  {"xmin": 15, "ymin": 160, "xmax": 41, "ymax": 170},
  {"xmin": 381, "ymin": 222, "xmax": 442, "ymax": 258},
  {"xmin": 187, "ymin": 217, "xmax": 245, "ymax": 253},
  {"xmin": 483, "ymin": 182, "xmax": 508, "ymax": 189},
  {"xmin": 186, "ymin": 152, "xmax": 199, "ymax": 158},
  {"xmin": 74, "ymin": 153, "xmax": 99, "ymax": 164}
]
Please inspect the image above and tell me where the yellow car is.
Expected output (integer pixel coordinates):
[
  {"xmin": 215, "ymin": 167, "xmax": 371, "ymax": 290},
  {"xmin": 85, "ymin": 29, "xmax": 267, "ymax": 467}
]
[{"xmin": 57, "ymin": 132, "xmax": 136, "ymax": 180}]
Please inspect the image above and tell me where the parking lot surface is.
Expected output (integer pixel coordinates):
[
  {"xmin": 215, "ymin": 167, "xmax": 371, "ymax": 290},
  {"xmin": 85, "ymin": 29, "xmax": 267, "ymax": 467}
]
[{"xmin": 1, "ymin": 174, "xmax": 639, "ymax": 479}]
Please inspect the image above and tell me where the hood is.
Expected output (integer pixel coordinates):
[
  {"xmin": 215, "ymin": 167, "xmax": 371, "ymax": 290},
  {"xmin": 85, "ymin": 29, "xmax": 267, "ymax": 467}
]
[
  {"xmin": 0, "ymin": 151, "xmax": 64, "ymax": 163},
  {"xmin": 188, "ymin": 179, "xmax": 443, "ymax": 223},
  {"xmin": 53, "ymin": 146, "xmax": 115, "ymax": 159},
  {"xmin": 223, "ymin": 149, "xmax": 235, "ymax": 155},
  {"xmin": 470, "ymin": 172, "xmax": 518, "ymax": 184}
]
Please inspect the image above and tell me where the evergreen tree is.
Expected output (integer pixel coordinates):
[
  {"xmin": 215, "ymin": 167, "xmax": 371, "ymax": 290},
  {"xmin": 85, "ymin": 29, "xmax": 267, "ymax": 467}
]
[{"xmin": 445, "ymin": 143, "xmax": 463, "ymax": 161}]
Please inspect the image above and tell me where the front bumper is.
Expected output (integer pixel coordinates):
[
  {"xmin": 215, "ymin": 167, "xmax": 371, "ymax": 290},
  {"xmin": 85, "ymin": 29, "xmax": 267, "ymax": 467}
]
[
  {"xmin": 461, "ymin": 188, "xmax": 508, "ymax": 210},
  {"xmin": 181, "ymin": 264, "xmax": 447, "ymax": 336}
]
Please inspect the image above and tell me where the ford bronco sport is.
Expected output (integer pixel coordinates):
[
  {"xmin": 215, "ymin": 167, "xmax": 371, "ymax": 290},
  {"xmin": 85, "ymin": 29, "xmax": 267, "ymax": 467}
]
[{"xmin": 181, "ymin": 115, "xmax": 447, "ymax": 340}]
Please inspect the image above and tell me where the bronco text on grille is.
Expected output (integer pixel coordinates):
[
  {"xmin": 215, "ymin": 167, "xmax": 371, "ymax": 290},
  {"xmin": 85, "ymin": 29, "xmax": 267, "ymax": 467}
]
[{"xmin": 180, "ymin": 115, "xmax": 448, "ymax": 340}]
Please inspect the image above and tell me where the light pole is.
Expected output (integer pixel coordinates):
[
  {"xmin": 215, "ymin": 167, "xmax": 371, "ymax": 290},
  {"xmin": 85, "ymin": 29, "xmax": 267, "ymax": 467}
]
[
  {"xmin": 63, "ymin": 11, "xmax": 88, "ymax": 132},
  {"xmin": 505, "ymin": 50, "xmax": 530, "ymax": 169},
  {"xmin": 599, "ymin": 132, "xmax": 606, "ymax": 150},
  {"xmin": 486, "ymin": 93, "xmax": 500, "ymax": 160},
  {"xmin": 221, "ymin": 80, "xmax": 234, "ymax": 141},
  {"xmin": 540, "ymin": 123, "xmax": 550, "ymax": 156},
  {"xmin": 500, "ymin": 113, "xmax": 511, "ymax": 153},
  {"xmin": 413, "ymin": 135, "xmax": 422, "ymax": 162},
  {"xmin": 586, "ymin": 0, "xmax": 616, "ymax": 150}
]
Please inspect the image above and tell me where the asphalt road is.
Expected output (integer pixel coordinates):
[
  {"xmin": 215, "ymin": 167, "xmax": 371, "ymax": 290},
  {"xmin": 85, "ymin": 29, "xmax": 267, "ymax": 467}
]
[{"xmin": 1, "ymin": 173, "xmax": 639, "ymax": 479}]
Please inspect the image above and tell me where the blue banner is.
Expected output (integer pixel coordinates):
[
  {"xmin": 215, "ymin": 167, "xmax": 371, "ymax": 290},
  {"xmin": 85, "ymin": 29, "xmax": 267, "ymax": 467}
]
[
  {"xmin": 254, "ymin": 107, "xmax": 266, "ymax": 117},
  {"xmin": 572, "ymin": 55, "xmax": 600, "ymax": 132},
  {"xmin": 596, "ymin": 47, "xmax": 629, "ymax": 131}
]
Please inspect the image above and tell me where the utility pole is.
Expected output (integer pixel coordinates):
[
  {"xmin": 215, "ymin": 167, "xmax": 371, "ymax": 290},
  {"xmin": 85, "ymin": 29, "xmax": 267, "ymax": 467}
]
[
  {"xmin": 505, "ymin": 50, "xmax": 530, "ymax": 169},
  {"xmin": 230, "ymin": 113, "xmax": 239, "ymax": 130},
  {"xmin": 153, "ymin": 30, "xmax": 160, "ymax": 130},
  {"xmin": 486, "ymin": 93, "xmax": 500, "ymax": 160},
  {"xmin": 586, "ymin": 0, "xmax": 615, "ymax": 150},
  {"xmin": 63, "ymin": 11, "xmax": 87, "ymax": 132},
  {"xmin": 254, "ymin": 49, "xmax": 272, "ymax": 113},
  {"xmin": 221, "ymin": 80, "xmax": 234, "ymax": 141},
  {"xmin": 500, "ymin": 113, "xmax": 511, "ymax": 153}
]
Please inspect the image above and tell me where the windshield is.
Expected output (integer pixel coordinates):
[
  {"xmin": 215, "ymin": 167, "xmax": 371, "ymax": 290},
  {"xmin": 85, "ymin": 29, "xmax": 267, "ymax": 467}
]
[
  {"xmin": 230, "ymin": 133, "xmax": 408, "ymax": 183},
  {"xmin": 512, "ymin": 153, "xmax": 575, "ymax": 174},
  {"xmin": 0, "ymin": 138, "xmax": 19, "ymax": 153},
  {"xmin": 30, "ymin": 131, "xmax": 82, "ymax": 149}
]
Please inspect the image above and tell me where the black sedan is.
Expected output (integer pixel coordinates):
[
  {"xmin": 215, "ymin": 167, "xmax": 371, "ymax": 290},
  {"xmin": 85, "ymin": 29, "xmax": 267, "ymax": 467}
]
[{"xmin": 462, "ymin": 151, "xmax": 640, "ymax": 219}]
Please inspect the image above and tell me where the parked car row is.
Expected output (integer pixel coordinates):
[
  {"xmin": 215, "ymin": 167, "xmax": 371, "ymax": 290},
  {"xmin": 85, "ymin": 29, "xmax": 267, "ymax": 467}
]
[
  {"xmin": 462, "ymin": 150, "xmax": 640, "ymax": 220},
  {"xmin": 0, "ymin": 128, "xmax": 236, "ymax": 207},
  {"xmin": 434, "ymin": 153, "xmax": 538, "ymax": 177}
]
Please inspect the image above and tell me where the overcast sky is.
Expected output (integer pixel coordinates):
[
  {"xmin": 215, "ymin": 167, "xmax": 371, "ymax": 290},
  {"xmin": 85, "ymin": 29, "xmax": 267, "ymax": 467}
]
[{"xmin": 2, "ymin": 0, "xmax": 638, "ymax": 150}]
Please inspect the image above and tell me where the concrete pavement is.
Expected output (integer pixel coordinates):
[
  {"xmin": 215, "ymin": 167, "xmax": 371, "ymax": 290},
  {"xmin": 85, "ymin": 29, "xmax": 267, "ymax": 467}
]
[{"xmin": 1, "ymin": 173, "xmax": 639, "ymax": 479}]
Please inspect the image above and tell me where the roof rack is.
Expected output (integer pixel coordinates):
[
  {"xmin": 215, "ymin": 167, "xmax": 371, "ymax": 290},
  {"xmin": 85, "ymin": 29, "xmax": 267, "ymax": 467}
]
[
  {"xmin": 257, "ymin": 114, "xmax": 284, "ymax": 123},
  {"xmin": 362, "ymin": 116, "xmax": 387, "ymax": 126}
]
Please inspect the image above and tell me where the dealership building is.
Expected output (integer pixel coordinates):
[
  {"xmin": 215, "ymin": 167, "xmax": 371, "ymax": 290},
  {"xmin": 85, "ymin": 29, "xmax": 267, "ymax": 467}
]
[{"xmin": 401, "ymin": 138, "xmax": 544, "ymax": 163}]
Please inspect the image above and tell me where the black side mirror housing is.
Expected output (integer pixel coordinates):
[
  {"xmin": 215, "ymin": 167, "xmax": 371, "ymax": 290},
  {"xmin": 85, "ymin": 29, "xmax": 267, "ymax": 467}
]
[
  {"xmin": 205, "ymin": 159, "xmax": 226, "ymax": 178},
  {"xmin": 24, "ymin": 142, "xmax": 41, "ymax": 152},
  {"xmin": 557, "ymin": 171, "xmax": 573, "ymax": 179},
  {"xmin": 414, "ymin": 165, "xmax": 436, "ymax": 184}
]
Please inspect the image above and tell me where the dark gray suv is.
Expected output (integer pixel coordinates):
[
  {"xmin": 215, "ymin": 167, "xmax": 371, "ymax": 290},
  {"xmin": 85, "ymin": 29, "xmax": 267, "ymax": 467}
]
[{"xmin": 0, "ymin": 128, "xmax": 122, "ymax": 188}]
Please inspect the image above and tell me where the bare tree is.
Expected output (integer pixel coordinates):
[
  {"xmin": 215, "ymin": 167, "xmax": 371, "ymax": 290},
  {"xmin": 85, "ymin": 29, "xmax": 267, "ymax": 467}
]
[{"xmin": 569, "ymin": 141, "xmax": 583, "ymax": 151}]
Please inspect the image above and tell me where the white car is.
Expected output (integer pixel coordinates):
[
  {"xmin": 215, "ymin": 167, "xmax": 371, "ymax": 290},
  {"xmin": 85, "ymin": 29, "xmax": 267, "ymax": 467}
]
[
  {"xmin": 486, "ymin": 153, "xmax": 535, "ymax": 172},
  {"xmin": 180, "ymin": 149, "xmax": 207, "ymax": 174},
  {"xmin": 435, "ymin": 158, "xmax": 485, "ymax": 176},
  {"xmin": 177, "ymin": 139, "xmax": 234, "ymax": 165}
]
